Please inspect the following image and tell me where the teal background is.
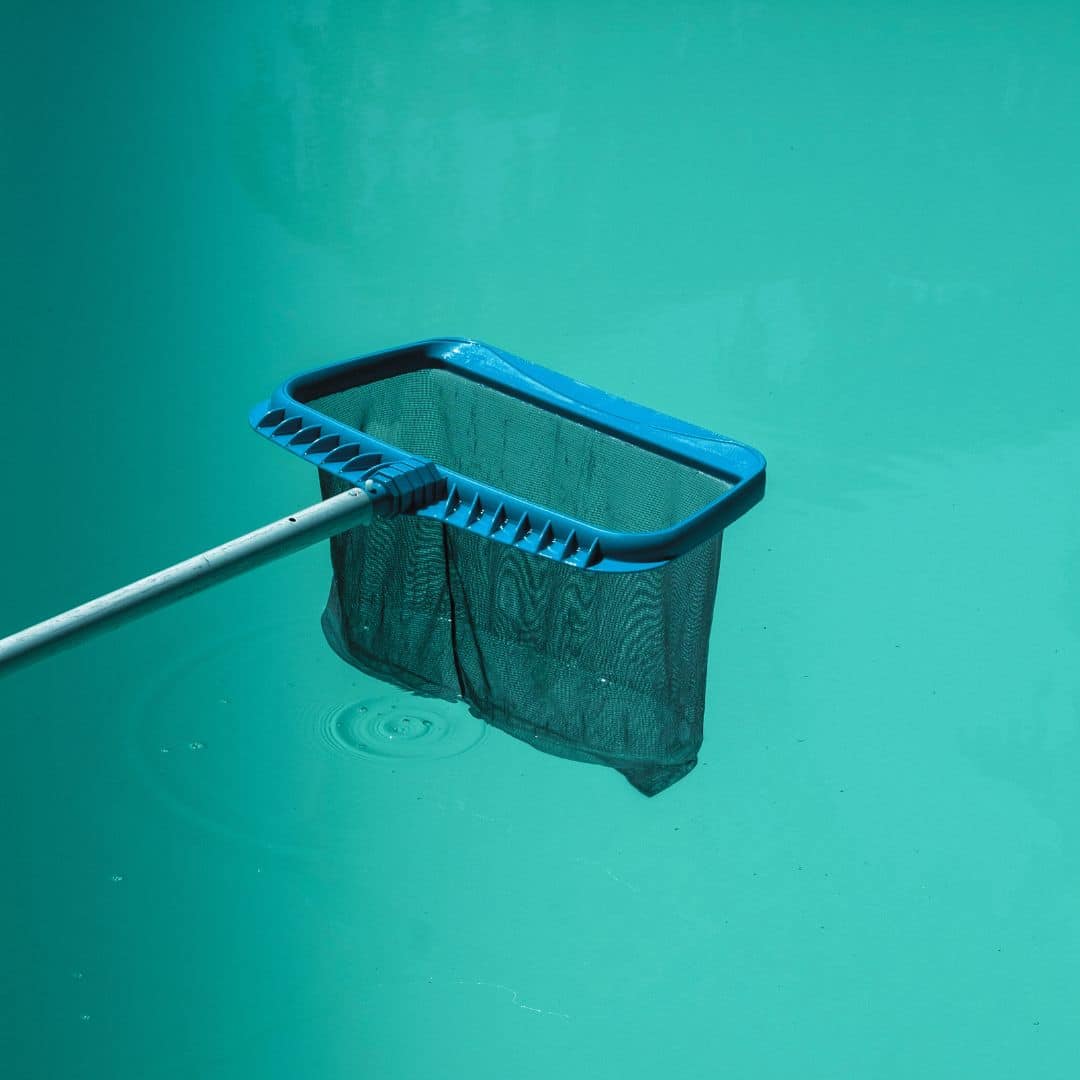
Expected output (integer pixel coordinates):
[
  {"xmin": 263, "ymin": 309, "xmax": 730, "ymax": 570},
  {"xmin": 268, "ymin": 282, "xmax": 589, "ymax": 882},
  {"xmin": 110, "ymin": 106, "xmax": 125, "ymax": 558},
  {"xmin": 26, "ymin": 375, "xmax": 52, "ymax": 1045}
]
[{"xmin": 3, "ymin": 2, "xmax": 1079, "ymax": 1077}]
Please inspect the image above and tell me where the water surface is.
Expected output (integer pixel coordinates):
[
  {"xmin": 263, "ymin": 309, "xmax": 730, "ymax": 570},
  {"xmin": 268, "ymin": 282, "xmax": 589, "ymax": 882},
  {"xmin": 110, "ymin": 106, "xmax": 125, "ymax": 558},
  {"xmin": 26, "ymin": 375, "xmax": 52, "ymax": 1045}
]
[{"xmin": 4, "ymin": 3, "xmax": 1079, "ymax": 1077}]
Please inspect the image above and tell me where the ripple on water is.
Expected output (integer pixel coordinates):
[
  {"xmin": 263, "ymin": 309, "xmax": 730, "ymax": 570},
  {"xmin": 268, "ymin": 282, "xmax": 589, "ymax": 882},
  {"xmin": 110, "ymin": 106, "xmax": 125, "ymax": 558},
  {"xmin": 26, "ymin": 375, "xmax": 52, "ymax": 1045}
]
[
  {"xmin": 322, "ymin": 697, "xmax": 485, "ymax": 761},
  {"xmin": 125, "ymin": 617, "xmax": 487, "ymax": 853}
]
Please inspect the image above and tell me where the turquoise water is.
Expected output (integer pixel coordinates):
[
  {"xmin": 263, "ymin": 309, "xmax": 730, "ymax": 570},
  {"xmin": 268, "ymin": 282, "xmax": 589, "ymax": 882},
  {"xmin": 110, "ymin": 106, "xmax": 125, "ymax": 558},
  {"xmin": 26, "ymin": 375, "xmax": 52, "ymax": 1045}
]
[{"xmin": 4, "ymin": 3, "xmax": 1080, "ymax": 1077}]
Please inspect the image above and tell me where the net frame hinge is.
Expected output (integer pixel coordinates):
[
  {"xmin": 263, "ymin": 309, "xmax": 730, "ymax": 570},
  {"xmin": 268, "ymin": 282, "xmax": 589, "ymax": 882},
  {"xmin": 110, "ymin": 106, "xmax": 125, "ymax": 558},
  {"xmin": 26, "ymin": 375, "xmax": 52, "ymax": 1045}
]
[{"xmin": 358, "ymin": 457, "xmax": 447, "ymax": 517}]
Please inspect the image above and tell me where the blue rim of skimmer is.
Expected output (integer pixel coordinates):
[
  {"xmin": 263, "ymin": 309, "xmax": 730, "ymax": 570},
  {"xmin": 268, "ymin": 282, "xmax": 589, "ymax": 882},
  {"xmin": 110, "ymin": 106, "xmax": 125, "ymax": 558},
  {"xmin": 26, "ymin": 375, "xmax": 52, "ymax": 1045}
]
[{"xmin": 249, "ymin": 338, "xmax": 766, "ymax": 573}]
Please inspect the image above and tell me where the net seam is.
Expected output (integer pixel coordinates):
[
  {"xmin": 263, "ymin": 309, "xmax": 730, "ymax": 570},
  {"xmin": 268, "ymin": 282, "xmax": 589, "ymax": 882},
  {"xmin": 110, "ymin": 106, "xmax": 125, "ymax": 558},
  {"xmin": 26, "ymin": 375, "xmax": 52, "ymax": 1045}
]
[{"xmin": 440, "ymin": 522, "xmax": 467, "ymax": 700}]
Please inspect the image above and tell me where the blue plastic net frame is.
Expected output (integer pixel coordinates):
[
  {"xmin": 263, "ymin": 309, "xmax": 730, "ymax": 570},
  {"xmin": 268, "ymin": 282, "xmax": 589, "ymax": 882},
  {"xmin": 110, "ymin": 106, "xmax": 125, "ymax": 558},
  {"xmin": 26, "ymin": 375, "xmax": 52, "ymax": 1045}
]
[{"xmin": 251, "ymin": 339, "xmax": 765, "ymax": 574}]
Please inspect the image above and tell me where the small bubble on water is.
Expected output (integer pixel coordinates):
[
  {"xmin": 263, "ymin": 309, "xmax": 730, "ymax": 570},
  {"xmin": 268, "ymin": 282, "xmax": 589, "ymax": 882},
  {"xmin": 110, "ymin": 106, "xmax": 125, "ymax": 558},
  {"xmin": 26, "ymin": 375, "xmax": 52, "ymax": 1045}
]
[{"xmin": 189, "ymin": 741, "xmax": 205, "ymax": 751}]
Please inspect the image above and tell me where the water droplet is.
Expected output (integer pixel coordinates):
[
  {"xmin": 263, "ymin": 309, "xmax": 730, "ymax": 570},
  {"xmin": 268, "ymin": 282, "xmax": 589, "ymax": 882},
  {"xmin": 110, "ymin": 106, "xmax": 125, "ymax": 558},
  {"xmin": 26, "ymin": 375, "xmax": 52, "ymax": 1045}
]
[
  {"xmin": 189, "ymin": 741, "xmax": 205, "ymax": 751},
  {"xmin": 379, "ymin": 714, "xmax": 433, "ymax": 741},
  {"xmin": 110, "ymin": 874, "xmax": 123, "ymax": 883}
]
